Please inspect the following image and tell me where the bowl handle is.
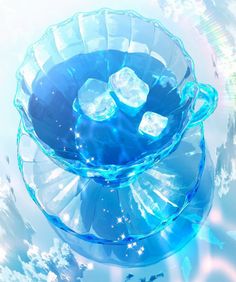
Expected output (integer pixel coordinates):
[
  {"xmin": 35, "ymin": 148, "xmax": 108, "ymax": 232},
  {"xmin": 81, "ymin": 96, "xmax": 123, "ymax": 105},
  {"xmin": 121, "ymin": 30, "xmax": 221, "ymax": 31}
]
[{"xmin": 184, "ymin": 82, "xmax": 218, "ymax": 127}]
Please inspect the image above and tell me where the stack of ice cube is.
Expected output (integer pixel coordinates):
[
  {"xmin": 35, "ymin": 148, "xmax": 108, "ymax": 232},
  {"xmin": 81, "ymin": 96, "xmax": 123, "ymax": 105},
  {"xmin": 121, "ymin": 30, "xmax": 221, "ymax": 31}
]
[{"xmin": 74, "ymin": 67, "xmax": 168, "ymax": 138}]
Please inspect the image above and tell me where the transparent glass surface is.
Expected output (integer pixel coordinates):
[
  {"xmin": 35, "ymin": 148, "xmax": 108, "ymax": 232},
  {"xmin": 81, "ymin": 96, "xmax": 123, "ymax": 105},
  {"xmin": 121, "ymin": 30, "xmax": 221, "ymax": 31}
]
[
  {"xmin": 54, "ymin": 151, "xmax": 214, "ymax": 267},
  {"xmin": 15, "ymin": 9, "xmax": 218, "ymax": 181},
  {"xmin": 18, "ymin": 123, "xmax": 204, "ymax": 241},
  {"xmin": 18, "ymin": 123, "xmax": 213, "ymax": 266},
  {"xmin": 15, "ymin": 9, "xmax": 218, "ymax": 267}
]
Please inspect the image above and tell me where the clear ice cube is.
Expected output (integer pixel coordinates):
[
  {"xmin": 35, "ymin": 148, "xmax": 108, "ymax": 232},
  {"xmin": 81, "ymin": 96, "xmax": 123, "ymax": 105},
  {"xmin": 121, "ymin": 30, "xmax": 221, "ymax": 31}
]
[
  {"xmin": 139, "ymin": 111, "xmax": 168, "ymax": 137},
  {"xmin": 74, "ymin": 78, "xmax": 117, "ymax": 121},
  {"xmin": 109, "ymin": 67, "xmax": 149, "ymax": 109}
]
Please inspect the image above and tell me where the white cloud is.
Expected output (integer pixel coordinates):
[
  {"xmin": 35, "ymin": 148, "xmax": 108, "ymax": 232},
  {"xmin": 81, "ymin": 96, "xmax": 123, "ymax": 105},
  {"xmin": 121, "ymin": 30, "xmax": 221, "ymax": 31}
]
[{"xmin": 0, "ymin": 177, "xmax": 88, "ymax": 281}]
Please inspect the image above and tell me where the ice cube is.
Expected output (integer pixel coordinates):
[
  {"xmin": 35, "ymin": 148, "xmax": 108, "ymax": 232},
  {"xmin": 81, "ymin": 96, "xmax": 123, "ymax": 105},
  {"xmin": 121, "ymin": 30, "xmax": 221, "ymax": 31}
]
[
  {"xmin": 74, "ymin": 78, "xmax": 117, "ymax": 121},
  {"xmin": 139, "ymin": 111, "xmax": 168, "ymax": 137},
  {"xmin": 109, "ymin": 67, "xmax": 149, "ymax": 109}
]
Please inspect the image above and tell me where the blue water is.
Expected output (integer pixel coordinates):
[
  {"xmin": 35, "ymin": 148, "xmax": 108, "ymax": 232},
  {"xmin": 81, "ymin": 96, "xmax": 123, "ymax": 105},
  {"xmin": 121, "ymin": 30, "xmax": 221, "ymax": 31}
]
[{"xmin": 28, "ymin": 50, "xmax": 191, "ymax": 166}]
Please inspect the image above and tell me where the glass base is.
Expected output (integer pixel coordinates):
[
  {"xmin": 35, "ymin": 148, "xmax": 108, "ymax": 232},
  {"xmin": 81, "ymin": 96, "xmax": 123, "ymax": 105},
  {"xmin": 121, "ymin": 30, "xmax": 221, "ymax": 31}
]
[
  {"xmin": 17, "ymin": 124, "xmax": 212, "ymax": 266},
  {"xmin": 54, "ymin": 152, "xmax": 213, "ymax": 267}
]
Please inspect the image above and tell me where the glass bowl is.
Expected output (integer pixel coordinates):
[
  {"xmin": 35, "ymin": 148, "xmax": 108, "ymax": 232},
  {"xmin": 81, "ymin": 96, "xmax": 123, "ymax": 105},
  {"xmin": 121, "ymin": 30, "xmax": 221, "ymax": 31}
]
[{"xmin": 14, "ymin": 9, "xmax": 218, "ymax": 183}]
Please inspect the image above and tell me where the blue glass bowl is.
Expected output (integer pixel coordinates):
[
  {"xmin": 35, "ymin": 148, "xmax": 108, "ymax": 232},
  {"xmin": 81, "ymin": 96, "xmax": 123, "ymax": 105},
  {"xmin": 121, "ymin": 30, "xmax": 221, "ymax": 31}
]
[
  {"xmin": 14, "ymin": 9, "xmax": 218, "ymax": 183},
  {"xmin": 15, "ymin": 9, "xmax": 217, "ymax": 266}
]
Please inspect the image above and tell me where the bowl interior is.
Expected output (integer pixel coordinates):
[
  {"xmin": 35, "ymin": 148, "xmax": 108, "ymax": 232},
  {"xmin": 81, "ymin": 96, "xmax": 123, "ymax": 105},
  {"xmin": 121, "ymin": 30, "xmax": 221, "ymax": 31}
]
[{"xmin": 16, "ymin": 9, "xmax": 196, "ymax": 171}]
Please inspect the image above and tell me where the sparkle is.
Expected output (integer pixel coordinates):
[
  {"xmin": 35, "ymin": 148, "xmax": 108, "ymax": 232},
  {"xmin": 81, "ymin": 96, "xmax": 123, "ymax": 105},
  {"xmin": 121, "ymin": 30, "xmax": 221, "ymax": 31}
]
[
  {"xmin": 87, "ymin": 263, "xmax": 94, "ymax": 270},
  {"xmin": 75, "ymin": 132, "xmax": 80, "ymax": 138},
  {"xmin": 127, "ymin": 242, "xmax": 137, "ymax": 249},
  {"xmin": 120, "ymin": 233, "xmax": 126, "ymax": 240},
  {"xmin": 137, "ymin": 246, "xmax": 145, "ymax": 256},
  {"xmin": 62, "ymin": 213, "xmax": 70, "ymax": 222},
  {"xmin": 127, "ymin": 243, "xmax": 133, "ymax": 249},
  {"xmin": 117, "ymin": 217, "xmax": 123, "ymax": 224}
]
